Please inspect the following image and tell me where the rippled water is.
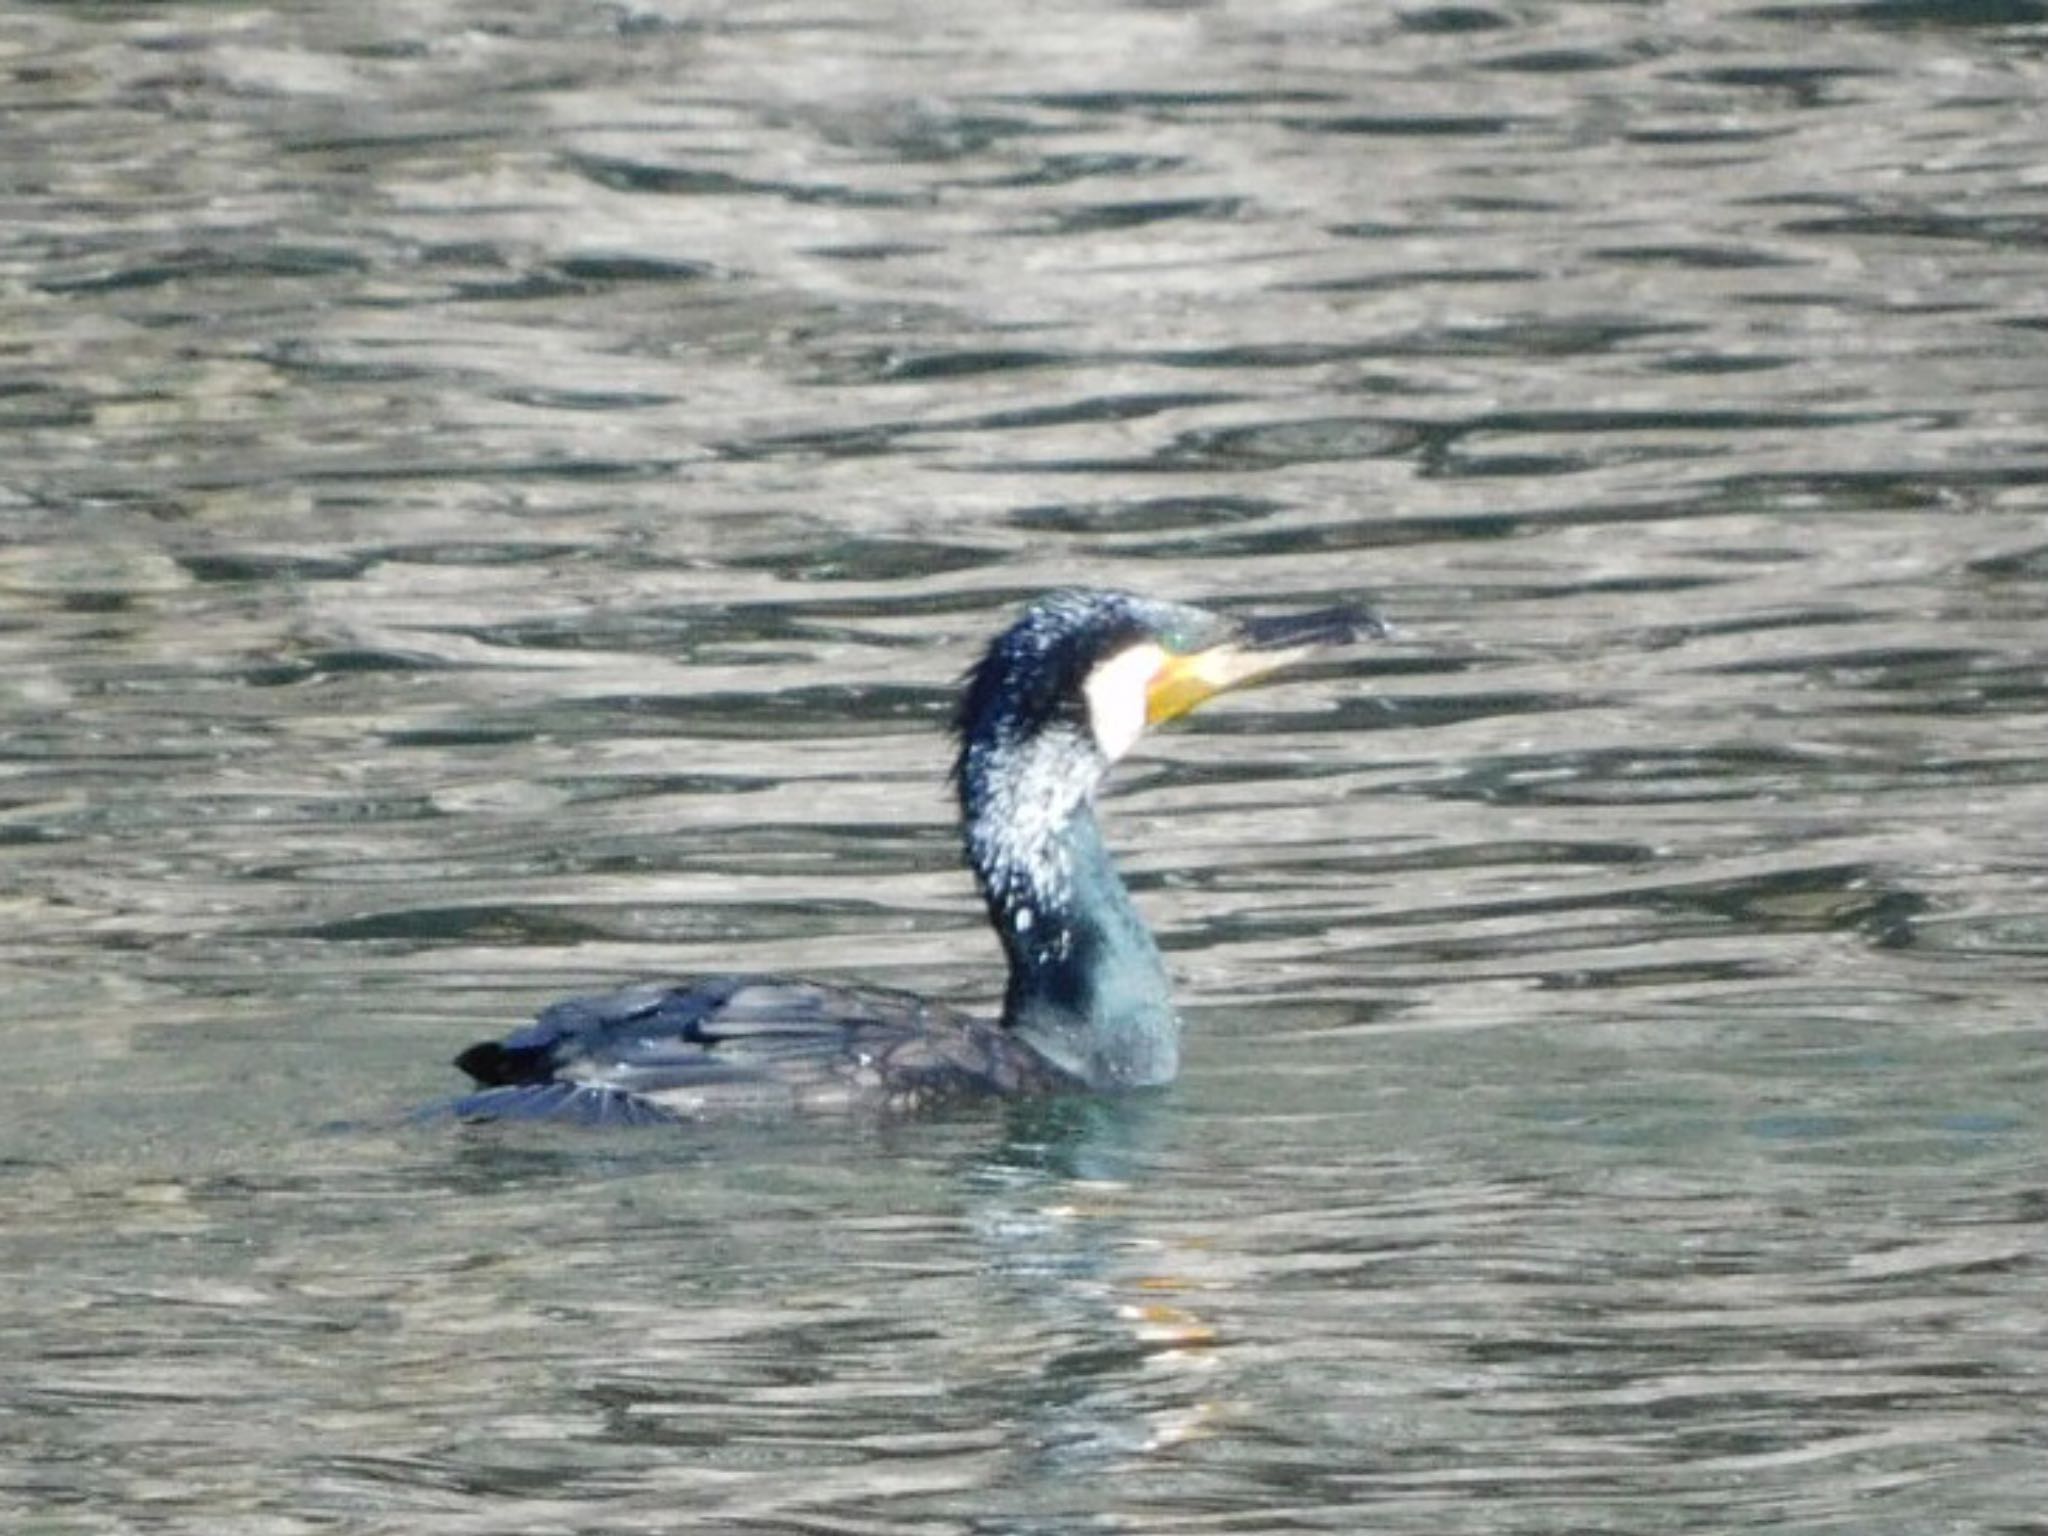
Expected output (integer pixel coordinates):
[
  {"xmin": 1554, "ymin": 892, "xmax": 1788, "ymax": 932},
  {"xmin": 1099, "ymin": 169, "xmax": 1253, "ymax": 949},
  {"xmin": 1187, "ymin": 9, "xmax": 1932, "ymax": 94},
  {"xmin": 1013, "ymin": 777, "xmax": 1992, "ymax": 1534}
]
[{"xmin": 4, "ymin": 1, "xmax": 2045, "ymax": 1531}]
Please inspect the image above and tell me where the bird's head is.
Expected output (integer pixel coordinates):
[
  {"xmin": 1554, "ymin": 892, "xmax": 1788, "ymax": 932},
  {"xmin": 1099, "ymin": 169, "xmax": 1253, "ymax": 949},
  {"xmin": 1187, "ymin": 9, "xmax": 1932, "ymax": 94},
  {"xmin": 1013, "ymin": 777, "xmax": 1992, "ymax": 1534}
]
[{"xmin": 954, "ymin": 588, "xmax": 1381, "ymax": 784}]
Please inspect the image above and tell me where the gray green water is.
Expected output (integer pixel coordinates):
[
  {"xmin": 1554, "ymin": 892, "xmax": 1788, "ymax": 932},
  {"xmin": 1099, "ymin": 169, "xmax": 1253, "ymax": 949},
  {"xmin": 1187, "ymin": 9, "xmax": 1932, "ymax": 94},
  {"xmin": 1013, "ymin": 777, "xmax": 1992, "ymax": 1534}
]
[{"xmin": 3, "ymin": 2, "xmax": 2044, "ymax": 1532}]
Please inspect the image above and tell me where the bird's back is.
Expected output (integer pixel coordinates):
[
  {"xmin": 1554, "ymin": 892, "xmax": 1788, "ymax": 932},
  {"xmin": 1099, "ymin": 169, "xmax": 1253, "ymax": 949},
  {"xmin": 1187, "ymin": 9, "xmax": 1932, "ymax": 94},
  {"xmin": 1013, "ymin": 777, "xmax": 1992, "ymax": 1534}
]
[{"xmin": 443, "ymin": 974, "xmax": 1080, "ymax": 1123}]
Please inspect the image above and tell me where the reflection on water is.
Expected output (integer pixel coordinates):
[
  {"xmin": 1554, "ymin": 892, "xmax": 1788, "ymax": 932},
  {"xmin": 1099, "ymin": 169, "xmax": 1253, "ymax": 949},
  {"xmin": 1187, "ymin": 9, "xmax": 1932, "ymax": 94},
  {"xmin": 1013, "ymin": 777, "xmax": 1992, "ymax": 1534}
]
[{"xmin": 4, "ymin": 1, "xmax": 2046, "ymax": 1532}]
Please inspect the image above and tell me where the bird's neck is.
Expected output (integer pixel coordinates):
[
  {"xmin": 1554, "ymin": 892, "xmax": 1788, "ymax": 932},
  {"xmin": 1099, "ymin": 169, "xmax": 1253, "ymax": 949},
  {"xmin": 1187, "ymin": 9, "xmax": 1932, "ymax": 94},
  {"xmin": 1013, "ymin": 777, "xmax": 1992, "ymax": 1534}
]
[{"xmin": 961, "ymin": 744, "xmax": 1179, "ymax": 1090}]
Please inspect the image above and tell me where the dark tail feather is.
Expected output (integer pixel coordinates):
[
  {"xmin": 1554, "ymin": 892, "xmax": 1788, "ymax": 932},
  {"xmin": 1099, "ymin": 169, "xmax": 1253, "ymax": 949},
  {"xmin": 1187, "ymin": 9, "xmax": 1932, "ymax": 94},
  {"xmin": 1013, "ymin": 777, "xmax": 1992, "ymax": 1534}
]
[
  {"xmin": 454, "ymin": 1040, "xmax": 554, "ymax": 1086},
  {"xmin": 435, "ymin": 1083, "xmax": 682, "ymax": 1126}
]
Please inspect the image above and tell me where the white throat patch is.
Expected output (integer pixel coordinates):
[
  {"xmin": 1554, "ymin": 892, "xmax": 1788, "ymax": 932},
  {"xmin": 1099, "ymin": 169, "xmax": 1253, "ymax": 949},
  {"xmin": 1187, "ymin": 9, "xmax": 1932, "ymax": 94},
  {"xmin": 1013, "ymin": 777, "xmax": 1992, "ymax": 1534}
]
[{"xmin": 1083, "ymin": 641, "xmax": 1167, "ymax": 763}]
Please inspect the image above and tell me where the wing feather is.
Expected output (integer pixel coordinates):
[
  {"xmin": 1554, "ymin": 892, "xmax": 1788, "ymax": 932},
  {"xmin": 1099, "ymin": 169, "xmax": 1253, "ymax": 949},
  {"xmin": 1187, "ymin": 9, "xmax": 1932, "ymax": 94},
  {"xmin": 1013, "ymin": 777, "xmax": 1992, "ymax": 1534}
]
[{"xmin": 447, "ymin": 974, "xmax": 1064, "ymax": 1122}]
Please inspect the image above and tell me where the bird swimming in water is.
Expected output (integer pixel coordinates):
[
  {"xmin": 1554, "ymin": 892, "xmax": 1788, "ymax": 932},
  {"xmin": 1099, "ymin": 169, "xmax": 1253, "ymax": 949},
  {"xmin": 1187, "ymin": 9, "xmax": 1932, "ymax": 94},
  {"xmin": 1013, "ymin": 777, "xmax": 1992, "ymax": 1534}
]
[{"xmin": 442, "ymin": 589, "xmax": 1382, "ymax": 1124}]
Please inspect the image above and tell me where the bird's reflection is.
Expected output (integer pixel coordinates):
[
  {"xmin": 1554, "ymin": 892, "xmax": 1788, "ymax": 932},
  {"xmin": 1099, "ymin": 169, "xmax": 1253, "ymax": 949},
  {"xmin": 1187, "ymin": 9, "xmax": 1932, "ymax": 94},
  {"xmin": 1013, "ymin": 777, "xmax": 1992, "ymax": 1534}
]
[{"xmin": 958, "ymin": 1093, "xmax": 1226, "ymax": 1511}]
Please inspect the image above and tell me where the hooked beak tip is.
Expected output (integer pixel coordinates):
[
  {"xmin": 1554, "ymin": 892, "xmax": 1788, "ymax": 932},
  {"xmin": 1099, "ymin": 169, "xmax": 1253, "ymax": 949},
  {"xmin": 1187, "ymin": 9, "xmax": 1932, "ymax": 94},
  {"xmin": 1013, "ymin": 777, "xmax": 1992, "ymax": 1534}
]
[{"xmin": 1233, "ymin": 601, "xmax": 1390, "ymax": 652}]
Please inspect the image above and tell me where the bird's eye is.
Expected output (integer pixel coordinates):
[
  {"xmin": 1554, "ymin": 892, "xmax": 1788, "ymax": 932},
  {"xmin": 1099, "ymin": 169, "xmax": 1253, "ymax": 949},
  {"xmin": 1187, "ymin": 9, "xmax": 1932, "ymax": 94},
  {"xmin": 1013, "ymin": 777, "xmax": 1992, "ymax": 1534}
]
[{"xmin": 1082, "ymin": 641, "xmax": 1167, "ymax": 762}]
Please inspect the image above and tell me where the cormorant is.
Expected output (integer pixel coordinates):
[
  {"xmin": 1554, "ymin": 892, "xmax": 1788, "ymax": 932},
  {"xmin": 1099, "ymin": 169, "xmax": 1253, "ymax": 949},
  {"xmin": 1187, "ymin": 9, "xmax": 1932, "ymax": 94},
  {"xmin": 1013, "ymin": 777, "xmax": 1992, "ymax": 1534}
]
[{"xmin": 442, "ymin": 589, "xmax": 1381, "ymax": 1123}]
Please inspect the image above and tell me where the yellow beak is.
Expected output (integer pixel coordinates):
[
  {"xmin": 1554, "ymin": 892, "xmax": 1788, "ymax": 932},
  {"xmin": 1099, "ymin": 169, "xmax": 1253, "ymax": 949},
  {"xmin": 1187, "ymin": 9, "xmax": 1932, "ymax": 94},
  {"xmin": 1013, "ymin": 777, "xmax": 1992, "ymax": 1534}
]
[
  {"xmin": 1142, "ymin": 603, "xmax": 1385, "ymax": 728},
  {"xmin": 1144, "ymin": 642, "xmax": 1318, "ymax": 726}
]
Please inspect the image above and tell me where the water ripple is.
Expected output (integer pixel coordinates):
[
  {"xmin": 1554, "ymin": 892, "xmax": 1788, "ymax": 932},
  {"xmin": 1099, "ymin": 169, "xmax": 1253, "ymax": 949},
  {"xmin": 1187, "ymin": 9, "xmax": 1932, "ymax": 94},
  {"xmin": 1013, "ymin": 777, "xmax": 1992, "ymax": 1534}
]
[{"xmin": 3, "ymin": 2, "xmax": 2045, "ymax": 1533}]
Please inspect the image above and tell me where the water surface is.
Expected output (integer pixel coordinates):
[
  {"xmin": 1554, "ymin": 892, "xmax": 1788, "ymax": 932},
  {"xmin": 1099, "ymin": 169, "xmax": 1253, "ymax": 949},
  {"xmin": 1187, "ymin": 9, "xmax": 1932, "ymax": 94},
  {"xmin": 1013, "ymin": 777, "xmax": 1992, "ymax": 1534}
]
[{"xmin": 3, "ymin": 2, "xmax": 2045, "ymax": 1532}]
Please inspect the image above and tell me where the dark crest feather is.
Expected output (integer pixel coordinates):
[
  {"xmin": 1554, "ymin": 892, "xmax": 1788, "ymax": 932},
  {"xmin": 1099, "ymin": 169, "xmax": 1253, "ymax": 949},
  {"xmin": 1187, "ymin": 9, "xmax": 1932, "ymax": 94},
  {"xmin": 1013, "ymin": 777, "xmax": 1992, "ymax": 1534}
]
[{"xmin": 951, "ymin": 590, "xmax": 1177, "ymax": 780}]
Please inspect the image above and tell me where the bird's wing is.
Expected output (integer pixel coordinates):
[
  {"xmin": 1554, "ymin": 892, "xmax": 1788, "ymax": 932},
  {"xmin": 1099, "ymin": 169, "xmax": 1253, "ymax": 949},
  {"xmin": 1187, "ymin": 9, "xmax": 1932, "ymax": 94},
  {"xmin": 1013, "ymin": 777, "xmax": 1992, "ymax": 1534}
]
[{"xmin": 442, "ymin": 975, "xmax": 1038, "ymax": 1120}]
